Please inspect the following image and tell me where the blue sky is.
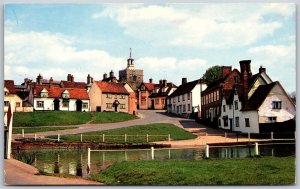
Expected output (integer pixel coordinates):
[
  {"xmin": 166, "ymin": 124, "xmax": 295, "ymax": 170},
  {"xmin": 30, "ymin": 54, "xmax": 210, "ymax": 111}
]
[{"xmin": 4, "ymin": 3, "xmax": 296, "ymax": 93}]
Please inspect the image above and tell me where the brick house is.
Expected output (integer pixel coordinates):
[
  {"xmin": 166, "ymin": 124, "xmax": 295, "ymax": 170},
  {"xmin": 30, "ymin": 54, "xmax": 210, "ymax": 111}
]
[
  {"xmin": 201, "ymin": 60, "xmax": 272, "ymax": 127},
  {"xmin": 4, "ymin": 80, "xmax": 23, "ymax": 112},
  {"xmin": 88, "ymin": 81, "xmax": 130, "ymax": 113},
  {"xmin": 138, "ymin": 79, "xmax": 158, "ymax": 110},
  {"xmin": 123, "ymin": 83, "xmax": 138, "ymax": 114}
]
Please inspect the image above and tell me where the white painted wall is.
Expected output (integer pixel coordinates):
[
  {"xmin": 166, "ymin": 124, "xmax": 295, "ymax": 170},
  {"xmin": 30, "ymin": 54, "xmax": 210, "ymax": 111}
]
[
  {"xmin": 34, "ymin": 98, "xmax": 90, "ymax": 111},
  {"xmin": 258, "ymin": 84, "xmax": 295, "ymax": 123}
]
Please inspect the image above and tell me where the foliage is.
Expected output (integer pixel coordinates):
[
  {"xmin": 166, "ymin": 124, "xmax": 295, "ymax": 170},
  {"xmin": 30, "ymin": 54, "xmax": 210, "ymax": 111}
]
[
  {"xmin": 202, "ymin": 65, "xmax": 222, "ymax": 84},
  {"xmin": 90, "ymin": 156, "xmax": 295, "ymax": 185},
  {"xmin": 13, "ymin": 111, "xmax": 137, "ymax": 127},
  {"xmin": 48, "ymin": 123, "xmax": 197, "ymax": 143}
]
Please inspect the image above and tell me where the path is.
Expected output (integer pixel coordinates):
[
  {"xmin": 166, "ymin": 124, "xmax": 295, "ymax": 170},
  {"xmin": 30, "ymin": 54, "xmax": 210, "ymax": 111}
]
[{"xmin": 4, "ymin": 159, "xmax": 103, "ymax": 185}]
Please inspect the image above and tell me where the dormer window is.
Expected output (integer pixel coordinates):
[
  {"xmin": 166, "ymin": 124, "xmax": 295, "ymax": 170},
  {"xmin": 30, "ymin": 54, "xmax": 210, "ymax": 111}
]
[
  {"xmin": 4, "ymin": 88, "xmax": 9, "ymax": 96},
  {"xmin": 62, "ymin": 90, "xmax": 70, "ymax": 99},
  {"xmin": 40, "ymin": 88, "xmax": 48, "ymax": 98}
]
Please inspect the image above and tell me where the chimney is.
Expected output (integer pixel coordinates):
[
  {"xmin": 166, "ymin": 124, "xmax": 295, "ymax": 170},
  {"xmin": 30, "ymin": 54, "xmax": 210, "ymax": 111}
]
[
  {"xmin": 71, "ymin": 75, "xmax": 74, "ymax": 82},
  {"xmin": 182, "ymin": 78, "xmax": 187, "ymax": 85},
  {"xmin": 259, "ymin": 66, "xmax": 266, "ymax": 73},
  {"xmin": 67, "ymin": 74, "xmax": 72, "ymax": 82},
  {"xmin": 221, "ymin": 66, "xmax": 232, "ymax": 79},
  {"xmin": 149, "ymin": 78, "xmax": 153, "ymax": 83},
  {"xmin": 103, "ymin": 73, "xmax": 107, "ymax": 80},
  {"xmin": 49, "ymin": 77, "xmax": 53, "ymax": 87},
  {"xmin": 87, "ymin": 74, "xmax": 91, "ymax": 84},
  {"xmin": 36, "ymin": 74, "xmax": 43, "ymax": 85},
  {"xmin": 159, "ymin": 80, "xmax": 163, "ymax": 85},
  {"xmin": 239, "ymin": 60, "xmax": 251, "ymax": 75},
  {"xmin": 110, "ymin": 70, "xmax": 114, "ymax": 78},
  {"xmin": 91, "ymin": 77, "xmax": 94, "ymax": 83},
  {"xmin": 242, "ymin": 70, "xmax": 249, "ymax": 105},
  {"xmin": 163, "ymin": 79, "xmax": 167, "ymax": 87}
]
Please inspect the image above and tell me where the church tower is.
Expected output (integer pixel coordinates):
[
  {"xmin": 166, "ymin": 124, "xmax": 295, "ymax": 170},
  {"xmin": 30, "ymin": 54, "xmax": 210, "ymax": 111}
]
[{"xmin": 119, "ymin": 49, "xmax": 144, "ymax": 92}]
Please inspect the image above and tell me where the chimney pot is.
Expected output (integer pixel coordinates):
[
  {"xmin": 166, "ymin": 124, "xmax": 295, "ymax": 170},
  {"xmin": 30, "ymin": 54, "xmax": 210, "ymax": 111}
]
[
  {"xmin": 149, "ymin": 78, "xmax": 153, "ymax": 83},
  {"xmin": 182, "ymin": 78, "xmax": 187, "ymax": 85},
  {"xmin": 163, "ymin": 79, "xmax": 167, "ymax": 87},
  {"xmin": 259, "ymin": 66, "xmax": 266, "ymax": 73},
  {"xmin": 221, "ymin": 66, "xmax": 232, "ymax": 79}
]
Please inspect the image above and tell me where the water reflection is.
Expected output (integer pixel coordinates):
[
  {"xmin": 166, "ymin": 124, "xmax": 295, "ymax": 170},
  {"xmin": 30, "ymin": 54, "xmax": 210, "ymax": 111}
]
[{"xmin": 12, "ymin": 144, "xmax": 295, "ymax": 178}]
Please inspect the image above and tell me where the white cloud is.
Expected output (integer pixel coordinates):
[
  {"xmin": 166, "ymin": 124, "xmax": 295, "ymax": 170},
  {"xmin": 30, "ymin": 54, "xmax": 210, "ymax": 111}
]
[
  {"xmin": 4, "ymin": 30, "xmax": 208, "ymax": 86},
  {"xmin": 93, "ymin": 3, "xmax": 294, "ymax": 48}
]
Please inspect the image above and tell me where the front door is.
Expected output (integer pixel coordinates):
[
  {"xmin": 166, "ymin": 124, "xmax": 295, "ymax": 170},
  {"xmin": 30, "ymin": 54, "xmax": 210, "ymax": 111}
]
[
  {"xmin": 76, "ymin": 100, "xmax": 82, "ymax": 111},
  {"xmin": 151, "ymin": 100, "xmax": 154, "ymax": 109},
  {"xmin": 229, "ymin": 118, "xmax": 233, "ymax": 131},
  {"xmin": 114, "ymin": 104, "xmax": 118, "ymax": 112},
  {"xmin": 54, "ymin": 99, "xmax": 60, "ymax": 111}
]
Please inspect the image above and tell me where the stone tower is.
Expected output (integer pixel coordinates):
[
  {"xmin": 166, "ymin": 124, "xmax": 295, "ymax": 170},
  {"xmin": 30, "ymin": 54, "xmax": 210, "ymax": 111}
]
[{"xmin": 119, "ymin": 48, "xmax": 144, "ymax": 92}]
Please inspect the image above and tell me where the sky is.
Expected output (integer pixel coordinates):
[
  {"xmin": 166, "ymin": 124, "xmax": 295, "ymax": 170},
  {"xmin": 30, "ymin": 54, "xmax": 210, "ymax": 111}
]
[{"xmin": 4, "ymin": 3, "xmax": 296, "ymax": 93}]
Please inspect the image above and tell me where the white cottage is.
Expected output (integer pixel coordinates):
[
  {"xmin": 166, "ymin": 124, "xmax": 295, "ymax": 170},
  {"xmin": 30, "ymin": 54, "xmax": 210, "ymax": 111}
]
[
  {"xmin": 167, "ymin": 78, "xmax": 207, "ymax": 117},
  {"xmin": 219, "ymin": 81, "xmax": 295, "ymax": 133},
  {"xmin": 33, "ymin": 85, "xmax": 90, "ymax": 111}
]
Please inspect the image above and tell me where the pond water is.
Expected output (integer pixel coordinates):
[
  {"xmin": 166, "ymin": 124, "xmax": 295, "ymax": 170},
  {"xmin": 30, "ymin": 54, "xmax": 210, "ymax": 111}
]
[{"xmin": 12, "ymin": 143, "xmax": 295, "ymax": 178}]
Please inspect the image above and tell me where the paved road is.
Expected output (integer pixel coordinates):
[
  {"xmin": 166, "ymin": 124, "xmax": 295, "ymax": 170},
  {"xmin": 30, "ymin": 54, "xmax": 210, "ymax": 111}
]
[
  {"xmin": 4, "ymin": 159, "xmax": 103, "ymax": 185},
  {"xmin": 13, "ymin": 110, "xmax": 201, "ymax": 138}
]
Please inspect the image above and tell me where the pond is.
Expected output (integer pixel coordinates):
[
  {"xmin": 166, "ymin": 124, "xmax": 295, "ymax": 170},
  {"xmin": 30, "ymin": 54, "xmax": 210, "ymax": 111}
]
[{"xmin": 12, "ymin": 143, "xmax": 295, "ymax": 178}]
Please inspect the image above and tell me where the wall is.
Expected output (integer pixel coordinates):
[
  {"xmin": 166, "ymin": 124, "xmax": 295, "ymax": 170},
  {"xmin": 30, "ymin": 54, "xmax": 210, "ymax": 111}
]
[
  {"xmin": 153, "ymin": 97, "xmax": 166, "ymax": 110},
  {"xmin": 169, "ymin": 93, "xmax": 193, "ymax": 114},
  {"xmin": 88, "ymin": 82, "xmax": 102, "ymax": 111},
  {"xmin": 101, "ymin": 93, "xmax": 129, "ymax": 113},
  {"xmin": 258, "ymin": 84, "xmax": 295, "ymax": 123},
  {"xmin": 4, "ymin": 95, "xmax": 23, "ymax": 112},
  {"xmin": 34, "ymin": 97, "xmax": 55, "ymax": 111},
  {"xmin": 139, "ymin": 90, "xmax": 150, "ymax": 110}
]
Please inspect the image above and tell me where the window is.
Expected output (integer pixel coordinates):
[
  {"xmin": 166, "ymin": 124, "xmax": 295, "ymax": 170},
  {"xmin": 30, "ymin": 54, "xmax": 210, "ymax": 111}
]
[
  {"xmin": 162, "ymin": 99, "xmax": 165, "ymax": 105},
  {"xmin": 268, "ymin": 117, "xmax": 277, "ymax": 123},
  {"xmin": 114, "ymin": 95, "xmax": 118, "ymax": 99},
  {"xmin": 62, "ymin": 101, "xmax": 69, "ymax": 107},
  {"xmin": 5, "ymin": 91, "xmax": 9, "ymax": 96},
  {"xmin": 182, "ymin": 94, "xmax": 185, "ymax": 101},
  {"xmin": 155, "ymin": 99, "xmax": 159, "ymax": 105},
  {"xmin": 120, "ymin": 95, "xmax": 125, "ymax": 99},
  {"xmin": 223, "ymin": 116, "xmax": 228, "ymax": 127},
  {"xmin": 183, "ymin": 105, "xmax": 186, "ymax": 112},
  {"xmin": 41, "ymin": 92, "xmax": 48, "ymax": 98},
  {"xmin": 83, "ymin": 103, "xmax": 89, "ymax": 109},
  {"xmin": 106, "ymin": 103, "xmax": 112, "ymax": 109},
  {"xmin": 141, "ymin": 99, "xmax": 146, "ymax": 105},
  {"xmin": 234, "ymin": 76, "xmax": 238, "ymax": 84},
  {"xmin": 223, "ymin": 105, "xmax": 226, "ymax": 112},
  {"xmin": 4, "ymin": 101, "xmax": 9, "ymax": 107},
  {"xmin": 173, "ymin": 98, "xmax": 175, "ymax": 103},
  {"xmin": 188, "ymin": 104, "xmax": 191, "ymax": 111},
  {"xmin": 37, "ymin": 101, "xmax": 44, "ymax": 108},
  {"xmin": 235, "ymin": 117, "xmax": 239, "ymax": 127},
  {"xmin": 106, "ymin": 94, "xmax": 112, "ymax": 99},
  {"xmin": 216, "ymin": 90, "xmax": 219, "ymax": 100},
  {"xmin": 234, "ymin": 100, "xmax": 238, "ymax": 110},
  {"xmin": 245, "ymin": 118, "xmax": 250, "ymax": 127},
  {"xmin": 187, "ymin": 93, "xmax": 190, "ymax": 100},
  {"xmin": 272, "ymin": 101, "xmax": 282, "ymax": 109},
  {"xmin": 120, "ymin": 104, "xmax": 126, "ymax": 109},
  {"xmin": 16, "ymin": 102, "xmax": 21, "ymax": 107}
]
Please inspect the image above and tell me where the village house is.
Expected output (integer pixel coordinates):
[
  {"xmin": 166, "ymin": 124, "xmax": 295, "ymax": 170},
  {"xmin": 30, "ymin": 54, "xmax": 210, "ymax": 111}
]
[
  {"xmin": 219, "ymin": 81, "xmax": 295, "ymax": 133},
  {"xmin": 4, "ymin": 80, "xmax": 23, "ymax": 112},
  {"xmin": 88, "ymin": 81, "xmax": 130, "ymax": 113},
  {"xmin": 138, "ymin": 79, "xmax": 157, "ymax": 110},
  {"xmin": 201, "ymin": 60, "xmax": 273, "ymax": 127},
  {"xmin": 123, "ymin": 83, "xmax": 138, "ymax": 114},
  {"xmin": 167, "ymin": 78, "xmax": 207, "ymax": 117},
  {"xmin": 148, "ymin": 80, "xmax": 177, "ymax": 110},
  {"xmin": 33, "ymin": 85, "xmax": 90, "ymax": 111}
]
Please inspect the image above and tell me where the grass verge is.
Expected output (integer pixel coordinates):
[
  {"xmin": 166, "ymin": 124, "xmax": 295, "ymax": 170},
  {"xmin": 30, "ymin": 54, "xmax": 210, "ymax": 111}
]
[
  {"xmin": 90, "ymin": 156, "xmax": 295, "ymax": 185},
  {"xmin": 13, "ymin": 111, "xmax": 138, "ymax": 127},
  {"xmin": 12, "ymin": 127, "xmax": 78, "ymax": 134},
  {"xmin": 48, "ymin": 123, "xmax": 196, "ymax": 143}
]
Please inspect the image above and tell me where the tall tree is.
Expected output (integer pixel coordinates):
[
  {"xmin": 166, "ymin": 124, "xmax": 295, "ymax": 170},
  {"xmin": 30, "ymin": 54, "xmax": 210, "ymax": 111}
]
[{"xmin": 202, "ymin": 65, "xmax": 222, "ymax": 84}]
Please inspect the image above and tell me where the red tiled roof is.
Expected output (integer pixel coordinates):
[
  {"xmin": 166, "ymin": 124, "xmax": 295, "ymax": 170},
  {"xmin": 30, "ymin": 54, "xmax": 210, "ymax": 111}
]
[
  {"xmin": 34, "ymin": 86, "xmax": 89, "ymax": 100},
  {"xmin": 60, "ymin": 81, "xmax": 87, "ymax": 89},
  {"xmin": 96, "ymin": 82, "xmax": 129, "ymax": 94},
  {"xmin": 4, "ymin": 80, "xmax": 16, "ymax": 94},
  {"xmin": 143, "ymin": 83, "xmax": 155, "ymax": 91}
]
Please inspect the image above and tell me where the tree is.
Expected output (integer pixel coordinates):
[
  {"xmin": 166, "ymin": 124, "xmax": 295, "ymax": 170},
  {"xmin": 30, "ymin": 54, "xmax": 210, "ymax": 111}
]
[{"xmin": 202, "ymin": 65, "xmax": 222, "ymax": 84}]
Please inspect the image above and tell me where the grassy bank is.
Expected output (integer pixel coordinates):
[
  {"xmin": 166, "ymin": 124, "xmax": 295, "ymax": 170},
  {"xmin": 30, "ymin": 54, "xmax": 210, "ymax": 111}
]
[
  {"xmin": 12, "ymin": 127, "xmax": 78, "ymax": 134},
  {"xmin": 48, "ymin": 123, "xmax": 196, "ymax": 143},
  {"xmin": 90, "ymin": 156, "xmax": 295, "ymax": 185},
  {"xmin": 13, "ymin": 111, "xmax": 138, "ymax": 127}
]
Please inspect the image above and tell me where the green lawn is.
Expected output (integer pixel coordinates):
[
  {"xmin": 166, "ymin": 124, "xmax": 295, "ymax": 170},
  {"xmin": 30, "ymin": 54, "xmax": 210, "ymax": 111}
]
[
  {"xmin": 12, "ymin": 127, "xmax": 78, "ymax": 134},
  {"xmin": 90, "ymin": 156, "xmax": 295, "ymax": 185},
  {"xmin": 48, "ymin": 123, "xmax": 197, "ymax": 143},
  {"xmin": 13, "ymin": 111, "xmax": 138, "ymax": 127}
]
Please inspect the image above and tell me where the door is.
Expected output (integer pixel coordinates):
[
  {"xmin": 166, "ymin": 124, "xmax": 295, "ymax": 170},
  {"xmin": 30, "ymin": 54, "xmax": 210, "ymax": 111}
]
[
  {"xmin": 151, "ymin": 100, "xmax": 154, "ymax": 109},
  {"xmin": 53, "ymin": 99, "xmax": 60, "ymax": 111},
  {"xmin": 229, "ymin": 118, "xmax": 233, "ymax": 131},
  {"xmin": 76, "ymin": 100, "xmax": 82, "ymax": 111},
  {"xmin": 114, "ymin": 104, "xmax": 118, "ymax": 112}
]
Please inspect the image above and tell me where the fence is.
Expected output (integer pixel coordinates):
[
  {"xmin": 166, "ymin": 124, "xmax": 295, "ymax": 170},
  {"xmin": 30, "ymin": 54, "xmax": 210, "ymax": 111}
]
[{"xmin": 17, "ymin": 130, "xmax": 171, "ymax": 143}]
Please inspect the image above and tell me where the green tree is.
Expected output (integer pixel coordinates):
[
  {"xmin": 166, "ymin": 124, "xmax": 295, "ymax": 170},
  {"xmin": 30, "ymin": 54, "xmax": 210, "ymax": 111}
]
[{"xmin": 202, "ymin": 65, "xmax": 222, "ymax": 84}]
